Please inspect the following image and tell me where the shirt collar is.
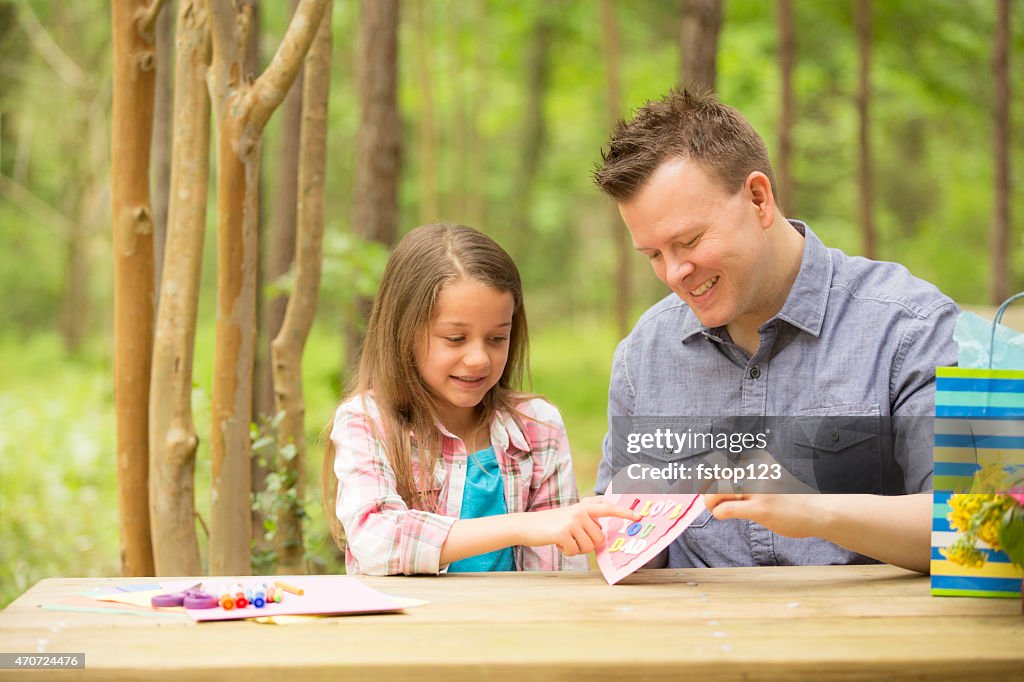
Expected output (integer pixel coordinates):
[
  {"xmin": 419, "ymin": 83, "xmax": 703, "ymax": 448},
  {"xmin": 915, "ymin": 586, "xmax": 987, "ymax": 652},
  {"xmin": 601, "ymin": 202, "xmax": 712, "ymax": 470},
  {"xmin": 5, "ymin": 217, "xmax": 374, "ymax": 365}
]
[
  {"xmin": 771, "ymin": 220, "xmax": 831, "ymax": 337},
  {"xmin": 679, "ymin": 220, "xmax": 832, "ymax": 342},
  {"xmin": 430, "ymin": 407, "xmax": 532, "ymax": 455}
]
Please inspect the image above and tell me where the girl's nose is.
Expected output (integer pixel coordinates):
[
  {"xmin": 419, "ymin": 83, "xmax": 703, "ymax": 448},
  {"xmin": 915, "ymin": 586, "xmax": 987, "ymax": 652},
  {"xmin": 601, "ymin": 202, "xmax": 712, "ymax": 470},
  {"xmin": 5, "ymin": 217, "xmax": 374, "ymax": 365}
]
[{"xmin": 463, "ymin": 342, "xmax": 490, "ymax": 370}]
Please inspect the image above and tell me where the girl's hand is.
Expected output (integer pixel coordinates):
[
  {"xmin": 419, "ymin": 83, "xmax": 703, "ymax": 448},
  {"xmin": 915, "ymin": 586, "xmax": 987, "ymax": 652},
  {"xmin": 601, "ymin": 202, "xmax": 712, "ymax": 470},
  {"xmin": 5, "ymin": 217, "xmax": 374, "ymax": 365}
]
[{"xmin": 521, "ymin": 500, "xmax": 641, "ymax": 556}]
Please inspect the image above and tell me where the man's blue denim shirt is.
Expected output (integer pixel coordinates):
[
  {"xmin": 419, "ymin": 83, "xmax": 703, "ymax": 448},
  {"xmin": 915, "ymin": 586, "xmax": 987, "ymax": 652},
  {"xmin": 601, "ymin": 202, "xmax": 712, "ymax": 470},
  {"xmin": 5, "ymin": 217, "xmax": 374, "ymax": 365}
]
[{"xmin": 596, "ymin": 221, "xmax": 959, "ymax": 567}]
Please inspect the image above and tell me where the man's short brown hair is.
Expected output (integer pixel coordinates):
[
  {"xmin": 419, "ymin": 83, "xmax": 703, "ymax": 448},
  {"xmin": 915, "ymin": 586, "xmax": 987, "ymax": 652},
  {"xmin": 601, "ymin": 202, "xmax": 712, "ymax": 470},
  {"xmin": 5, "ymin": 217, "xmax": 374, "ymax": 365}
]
[{"xmin": 593, "ymin": 86, "xmax": 778, "ymax": 204}]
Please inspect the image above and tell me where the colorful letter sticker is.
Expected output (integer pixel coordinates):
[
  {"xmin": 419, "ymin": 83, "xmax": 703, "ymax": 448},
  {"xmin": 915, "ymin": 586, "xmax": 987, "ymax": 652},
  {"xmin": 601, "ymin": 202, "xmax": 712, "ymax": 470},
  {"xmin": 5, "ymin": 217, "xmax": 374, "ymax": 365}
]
[{"xmin": 595, "ymin": 493, "xmax": 706, "ymax": 584}]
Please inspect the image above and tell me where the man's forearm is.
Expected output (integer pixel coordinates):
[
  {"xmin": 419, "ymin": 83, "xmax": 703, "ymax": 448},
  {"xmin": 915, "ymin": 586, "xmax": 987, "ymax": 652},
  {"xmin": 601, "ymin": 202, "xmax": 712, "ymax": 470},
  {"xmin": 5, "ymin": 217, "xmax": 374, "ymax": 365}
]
[{"xmin": 813, "ymin": 492, "xmax": 932, "ymax": 573}]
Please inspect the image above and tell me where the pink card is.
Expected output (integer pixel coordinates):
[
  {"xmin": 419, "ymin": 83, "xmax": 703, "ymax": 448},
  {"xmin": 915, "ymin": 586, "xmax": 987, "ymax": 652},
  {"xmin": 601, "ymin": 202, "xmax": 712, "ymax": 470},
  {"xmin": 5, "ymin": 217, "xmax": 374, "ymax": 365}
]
[
  {"xmin": 159, "ymin": 575, "xmax": 405, "ymax": 622},
  {"xmin": 595, "ymin": 493, "xmax": 706, "ymax": 584}
]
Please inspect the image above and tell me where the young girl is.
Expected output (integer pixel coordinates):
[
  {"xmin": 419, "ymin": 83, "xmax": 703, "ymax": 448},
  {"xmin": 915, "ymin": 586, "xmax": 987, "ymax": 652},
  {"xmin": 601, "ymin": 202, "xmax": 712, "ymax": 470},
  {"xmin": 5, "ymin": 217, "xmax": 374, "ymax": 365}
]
[{"xmin": 322, "ymin": 223, "xmax": 639, "ymax": 575}]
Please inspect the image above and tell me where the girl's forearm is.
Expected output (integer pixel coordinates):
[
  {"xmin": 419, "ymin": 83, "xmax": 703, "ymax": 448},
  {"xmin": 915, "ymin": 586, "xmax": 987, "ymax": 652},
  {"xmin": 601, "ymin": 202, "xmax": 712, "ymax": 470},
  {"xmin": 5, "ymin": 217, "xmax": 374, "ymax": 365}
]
[{"xmin": 438, "ymin": 514, "xmax": 529, "ymax": 566}]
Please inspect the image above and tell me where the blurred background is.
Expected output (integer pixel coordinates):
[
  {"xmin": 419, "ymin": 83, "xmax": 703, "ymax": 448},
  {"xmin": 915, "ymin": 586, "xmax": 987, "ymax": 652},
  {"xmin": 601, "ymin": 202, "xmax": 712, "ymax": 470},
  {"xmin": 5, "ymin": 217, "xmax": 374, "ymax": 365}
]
[{"xmin": 1, "ymin": 0, "xmax": 1022, "ymax": 606}]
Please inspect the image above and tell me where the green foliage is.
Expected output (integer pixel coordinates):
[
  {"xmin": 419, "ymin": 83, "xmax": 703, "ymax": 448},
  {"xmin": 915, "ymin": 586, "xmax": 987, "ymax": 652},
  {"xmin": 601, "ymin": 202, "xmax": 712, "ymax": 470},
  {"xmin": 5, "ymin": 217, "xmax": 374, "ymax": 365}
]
[
  {"xmin": 0, "ymin": 333, "xmax": 119, "ymax": 607},
  {"xmin": 317, "ymin": 229, "xmax": 391, "ymax": 326},
  {"xmin": 249, "ymin": 410, "xmax": 302, "ymax": 575}
]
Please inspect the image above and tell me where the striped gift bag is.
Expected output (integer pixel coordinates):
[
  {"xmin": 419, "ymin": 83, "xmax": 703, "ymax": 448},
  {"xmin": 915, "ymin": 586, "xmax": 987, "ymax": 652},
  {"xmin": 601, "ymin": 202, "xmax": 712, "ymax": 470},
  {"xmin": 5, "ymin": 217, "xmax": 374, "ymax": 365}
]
[{"xmin": 931, "ymin": 366, "xmax": 1024, "ymax": 597}]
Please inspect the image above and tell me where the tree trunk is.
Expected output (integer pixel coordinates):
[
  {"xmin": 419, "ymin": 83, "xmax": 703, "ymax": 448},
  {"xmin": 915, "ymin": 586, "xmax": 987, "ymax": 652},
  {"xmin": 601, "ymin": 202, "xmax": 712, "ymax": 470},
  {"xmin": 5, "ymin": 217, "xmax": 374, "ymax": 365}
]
[
  {"xmin": 271, "ymin": 1, "xmax": 332, "ymax": 575},
  {"xmin": 462, "ymin": 2, "xmax": 488, "ymax": 228},
  {"xmin": 151, "ymin": 0, "xmax": 173, "ymax": 301},
  {"xmin": 252, "ymin": 0, "xmax": 295, "ymax": 560},
  {"xmin": 254, "ymin": 0, "xmax": 298, "ymax": 434},
  {"xmin": 413, "ymin": 0, "xmax": 439, "ymax": 224},
  {"xmin": 679, "ymin": 0, "xmax": 722, "ymax": 93},
  {"xmin": 601, "ymin": 0, "xmax": 631, "ymax": 339},
  {"xmin": 207, "ymin": 0, "xmax": 328, "ymax": 576},
  {"xmin": 111, "ymin": 0, "xmax": 161, "ymax": 578},
  {"xmin": 775, "ymin": 0, "xmax": 796, "ymax": 216},
  {"xmin": 855, "ymin": 0, "xmax": 876, "ymax": 259},
  {"xmin": 61, "ymin": 104, "xmax": 107, "ymax": 356},
  {"xmin": 509, "ymin": 11, "xmax": 552, "ymax": 259},
  {"xmin": 148, "ymin": 0, "xmax": 210, "ymax": 577},
  {"xmin": 346, "ymin": 0, "xmax": 401, "ymax": 377},
  {"xmin": 991, "ymin": 0, "xmax": 1011, "ymax": 304}
]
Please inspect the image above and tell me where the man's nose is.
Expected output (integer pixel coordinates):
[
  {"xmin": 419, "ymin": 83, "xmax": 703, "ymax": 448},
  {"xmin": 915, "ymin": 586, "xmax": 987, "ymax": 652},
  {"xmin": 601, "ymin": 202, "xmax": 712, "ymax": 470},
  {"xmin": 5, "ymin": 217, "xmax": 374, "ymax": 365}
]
[{"xmin": 665, "ymin": 256, "xmax": 695, "ymax": 287}]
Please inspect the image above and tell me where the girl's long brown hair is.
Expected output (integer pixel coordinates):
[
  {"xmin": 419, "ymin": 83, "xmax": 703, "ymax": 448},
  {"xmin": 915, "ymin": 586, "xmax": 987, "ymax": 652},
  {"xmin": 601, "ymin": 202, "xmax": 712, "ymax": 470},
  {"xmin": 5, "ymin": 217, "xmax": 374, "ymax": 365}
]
[{"xmin": 322, "ymin": 224, "xmax": 532, "ymax": 548}]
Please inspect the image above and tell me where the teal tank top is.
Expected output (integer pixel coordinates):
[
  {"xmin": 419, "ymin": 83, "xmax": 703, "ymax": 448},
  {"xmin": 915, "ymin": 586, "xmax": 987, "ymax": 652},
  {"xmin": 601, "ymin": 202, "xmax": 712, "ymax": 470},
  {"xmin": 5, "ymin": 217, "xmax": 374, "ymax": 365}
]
[{"xmin": 447, "ymin": 446, "xmax": 516, "ymax": 573}]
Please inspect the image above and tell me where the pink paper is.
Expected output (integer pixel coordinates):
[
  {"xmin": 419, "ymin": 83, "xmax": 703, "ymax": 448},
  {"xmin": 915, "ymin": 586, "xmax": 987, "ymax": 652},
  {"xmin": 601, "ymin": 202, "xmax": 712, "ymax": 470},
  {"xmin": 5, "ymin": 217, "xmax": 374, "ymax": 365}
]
[
  {"xmin": 159, "ymin": 575, "xmax": 404, "ymax": 622},
  {"xmin": 595, "ymin": 494, "xmax": 705, "ymax": 584}
]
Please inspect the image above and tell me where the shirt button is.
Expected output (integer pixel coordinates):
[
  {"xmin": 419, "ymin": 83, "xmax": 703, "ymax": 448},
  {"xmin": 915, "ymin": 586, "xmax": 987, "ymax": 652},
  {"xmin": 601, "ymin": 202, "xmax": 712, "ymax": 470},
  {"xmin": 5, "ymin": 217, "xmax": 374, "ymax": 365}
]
[
  {"xmin": 749, "ymin": 366, "xmax": 761, "ymax": 379},
  {"xmin": 830, "ymin": 431, "xmax": 841, "ymax": 442}
]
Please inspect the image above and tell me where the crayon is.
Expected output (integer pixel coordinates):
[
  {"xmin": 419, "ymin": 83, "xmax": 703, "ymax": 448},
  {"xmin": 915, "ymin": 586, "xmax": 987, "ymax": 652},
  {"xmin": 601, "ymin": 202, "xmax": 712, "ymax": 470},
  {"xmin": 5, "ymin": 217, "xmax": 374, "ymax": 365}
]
[{"xmin": 274, "ymin": 581, "xmax": 304, "ymax": 596}]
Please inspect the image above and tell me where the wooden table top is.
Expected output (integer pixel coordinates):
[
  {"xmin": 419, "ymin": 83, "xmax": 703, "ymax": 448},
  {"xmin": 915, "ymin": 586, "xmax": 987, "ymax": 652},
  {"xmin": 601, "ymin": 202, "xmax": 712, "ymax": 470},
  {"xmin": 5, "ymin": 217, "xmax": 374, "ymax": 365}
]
[{"xmin": 0, "ymin": 565, "xmax": 1021, "ymax": 680}]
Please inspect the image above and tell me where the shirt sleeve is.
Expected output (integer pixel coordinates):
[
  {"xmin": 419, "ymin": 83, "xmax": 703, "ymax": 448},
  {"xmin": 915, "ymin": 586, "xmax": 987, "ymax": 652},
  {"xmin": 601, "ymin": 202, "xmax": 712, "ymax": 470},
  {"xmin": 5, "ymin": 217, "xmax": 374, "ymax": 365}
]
[
  {"xmin": 331, "ymin": 399, "xmax": 457, "ymax": 575},
  {"xmin": 890, "ymin": 298, "xmax": 960, "ymax": 493},
  {"xmin": 519, "ymin": 400, "xmax": 589, "ymax": 571},
  {"xmin": 596, "ymin": 337, "xmax": 635, "ymax": 495}
]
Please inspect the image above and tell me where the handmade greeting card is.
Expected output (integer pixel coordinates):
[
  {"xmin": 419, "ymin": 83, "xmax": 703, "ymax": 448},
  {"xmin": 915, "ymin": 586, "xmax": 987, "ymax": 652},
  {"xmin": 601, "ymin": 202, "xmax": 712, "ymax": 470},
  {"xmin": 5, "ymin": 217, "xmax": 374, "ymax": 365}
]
[{"xmin": 595, "ymin": 493, "xmax": 706, "ymax": 584}]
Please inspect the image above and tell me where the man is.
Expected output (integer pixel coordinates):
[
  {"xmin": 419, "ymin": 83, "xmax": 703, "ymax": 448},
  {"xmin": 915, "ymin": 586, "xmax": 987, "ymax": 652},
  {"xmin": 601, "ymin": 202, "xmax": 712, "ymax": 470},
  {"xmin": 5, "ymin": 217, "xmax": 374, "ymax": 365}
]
[{"xmin": 593, "ymin": 87, "xmax": 958, "ymax": 573}]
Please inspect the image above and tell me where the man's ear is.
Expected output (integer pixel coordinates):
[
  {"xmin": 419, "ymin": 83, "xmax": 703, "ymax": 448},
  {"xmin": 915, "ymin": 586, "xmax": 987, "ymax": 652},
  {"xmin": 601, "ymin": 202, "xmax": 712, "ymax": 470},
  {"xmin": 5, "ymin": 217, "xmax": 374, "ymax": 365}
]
[{"xmin": 745, "ymin": 171, "xmax": 776, "ymax": 228}]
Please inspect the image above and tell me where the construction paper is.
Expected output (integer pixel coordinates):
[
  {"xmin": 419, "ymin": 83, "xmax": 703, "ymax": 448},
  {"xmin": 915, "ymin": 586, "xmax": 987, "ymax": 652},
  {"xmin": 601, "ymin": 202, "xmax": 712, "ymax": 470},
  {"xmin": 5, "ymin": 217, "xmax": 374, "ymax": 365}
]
[
  {"xmin": 159, "ymin": 575, "xmax": 406, "ymax": 622},
  {"xmin": 94, "ymin": 589, "xmax": 169, "ymax": 608},
  {"xmin": 40, "ymin": 597, "xmax": 189, "ymax": 620},
  {"xmin": 595, "ymin": 493, "xmax": 705, "ymax": 584}
]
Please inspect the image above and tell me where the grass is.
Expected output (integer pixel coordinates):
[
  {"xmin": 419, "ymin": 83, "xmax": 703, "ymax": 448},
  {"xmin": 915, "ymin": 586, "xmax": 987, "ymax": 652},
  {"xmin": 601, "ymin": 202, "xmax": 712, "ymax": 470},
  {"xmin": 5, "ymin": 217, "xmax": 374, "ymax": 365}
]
[{"xmin": 0, "ymin": 317, "xmax": 619, "ymax": 608}]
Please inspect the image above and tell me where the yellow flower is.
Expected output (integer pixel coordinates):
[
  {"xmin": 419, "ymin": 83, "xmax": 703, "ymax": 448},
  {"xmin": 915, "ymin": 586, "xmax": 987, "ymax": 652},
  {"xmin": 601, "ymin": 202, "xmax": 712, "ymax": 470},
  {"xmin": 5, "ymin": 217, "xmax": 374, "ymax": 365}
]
[
  {"xmin": 945, "ymin": 493, "xmax": 1016, "ymax": 566},
  {"xmin": 941, "ymin": 542, "xmax": 986, "ymax": 569}
]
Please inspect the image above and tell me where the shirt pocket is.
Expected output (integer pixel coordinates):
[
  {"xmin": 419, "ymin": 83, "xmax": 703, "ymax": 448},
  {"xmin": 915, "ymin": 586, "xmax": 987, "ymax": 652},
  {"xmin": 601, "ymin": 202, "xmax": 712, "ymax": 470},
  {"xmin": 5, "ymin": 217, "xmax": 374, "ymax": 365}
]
[
  {"xmin": 409, "ymin": 458, "xmax": 445, "ymax": 512},
  {"xmin": 791, "ymin": 405, "xmax": 883, "ymax": 494}
]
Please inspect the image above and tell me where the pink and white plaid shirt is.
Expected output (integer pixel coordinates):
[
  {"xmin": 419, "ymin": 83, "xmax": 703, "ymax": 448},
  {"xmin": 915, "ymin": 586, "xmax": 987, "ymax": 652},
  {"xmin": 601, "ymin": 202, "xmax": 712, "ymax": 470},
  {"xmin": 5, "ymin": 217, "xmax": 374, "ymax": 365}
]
[{"xmin": 330, "ymin": 393, "xmax": 589, "ymax": 575}]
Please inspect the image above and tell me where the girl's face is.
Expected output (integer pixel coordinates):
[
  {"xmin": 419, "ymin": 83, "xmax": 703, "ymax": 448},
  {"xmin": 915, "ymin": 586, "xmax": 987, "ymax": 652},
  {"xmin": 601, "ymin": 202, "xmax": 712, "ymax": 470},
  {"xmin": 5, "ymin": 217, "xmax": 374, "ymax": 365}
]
[{"xmin": 414, "ymin": 278, "xmax": 515, "ymax": 433}]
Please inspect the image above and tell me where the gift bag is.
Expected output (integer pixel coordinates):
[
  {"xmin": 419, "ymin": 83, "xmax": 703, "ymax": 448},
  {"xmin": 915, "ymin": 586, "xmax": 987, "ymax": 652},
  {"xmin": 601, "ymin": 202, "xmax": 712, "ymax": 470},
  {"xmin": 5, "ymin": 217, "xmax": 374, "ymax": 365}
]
[{"xmin": 931, "ymin": 294, "xmax": 1024, "ymax": 598}]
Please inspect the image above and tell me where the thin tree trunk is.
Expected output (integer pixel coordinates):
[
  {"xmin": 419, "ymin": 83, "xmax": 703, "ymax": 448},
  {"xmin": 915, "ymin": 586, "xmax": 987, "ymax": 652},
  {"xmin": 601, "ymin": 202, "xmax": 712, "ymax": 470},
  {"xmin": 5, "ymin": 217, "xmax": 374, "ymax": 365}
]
[
  {"xmin": 776, "ymin": 0, "xmax": 795, "ymax": 216},
  {"xmin": 510, "ymin": 12, "xmax": 552, "ymax": 258},
  {"xmin": 207, "ymin": 0, "xmax": 328, "ymax": 576},
  {"xmin": 251, "ymin": 0, "xmax": 293, "ymax": 560},
  {"xmin": 152, "ymin": 0, "xmax": 173, "ymax": 300},
  {"xmin": 111, "ymin": 0, "xmax": 162, "ymax": 578},
  {"xmin": 254, "ymin": 0, "xmax": 296, "ymax": 435},
  {"xmin": 271, "ymin": 1, "xmax": 332, "ymax": 575},
  {"xmin": 346, "ymin": 0, "xmax": 400, "ymax": 378},
  {"xmin": 855, "ymin": 0, "xmax": 876, "ymax": 259},
  {"xmin": 460, "ymin": 2, "xmax": 487, "ymax": 227},
  {"xmin": 601, "ymin": 0, "xmax": 631, "ymax": 339},
  {"xmin": 679, "ymin": 0, "xmax": 722, "ymax": 93},
  {"xmin": 991, "ymin": 0, "xmax": 1011, "ymax": 304},
  {"xmin": 148, "ymin": 0, "xmax": 210, "ymax": 577},
  {"xmin": 61, "ymin": 105, "xmax": 107, "ymax": 356},
  {"xmin": 60, "ymin": 210, "xmax": 89, "ymax": 354},
  {"xmin": 413, "ymin": 0, "xmax": 439, "ymax": 224}
]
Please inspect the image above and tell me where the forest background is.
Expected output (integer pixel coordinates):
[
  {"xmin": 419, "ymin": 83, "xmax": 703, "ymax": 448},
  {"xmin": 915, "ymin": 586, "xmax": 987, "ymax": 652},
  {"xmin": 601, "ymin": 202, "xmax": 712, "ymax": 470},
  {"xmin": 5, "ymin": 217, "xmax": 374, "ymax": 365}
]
[{"xmin": 1, "ymin": 0, "xmax": 1022, "ymax": 607}]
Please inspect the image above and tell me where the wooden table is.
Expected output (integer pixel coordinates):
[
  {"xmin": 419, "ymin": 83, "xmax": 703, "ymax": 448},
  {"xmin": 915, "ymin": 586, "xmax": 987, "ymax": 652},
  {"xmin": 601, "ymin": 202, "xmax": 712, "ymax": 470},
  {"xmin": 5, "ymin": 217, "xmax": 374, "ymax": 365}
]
[{"xmin": 0, "ymin": 565, "xmax": 1020, "ymax": 680}]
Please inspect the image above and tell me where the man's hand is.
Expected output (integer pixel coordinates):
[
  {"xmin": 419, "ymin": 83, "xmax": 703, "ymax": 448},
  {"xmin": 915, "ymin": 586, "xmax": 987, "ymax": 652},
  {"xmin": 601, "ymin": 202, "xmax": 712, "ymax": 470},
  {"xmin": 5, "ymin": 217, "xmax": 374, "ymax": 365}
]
[{"xmin": 703, "ymin": 493, "xmax": 825, "ymax": 538}]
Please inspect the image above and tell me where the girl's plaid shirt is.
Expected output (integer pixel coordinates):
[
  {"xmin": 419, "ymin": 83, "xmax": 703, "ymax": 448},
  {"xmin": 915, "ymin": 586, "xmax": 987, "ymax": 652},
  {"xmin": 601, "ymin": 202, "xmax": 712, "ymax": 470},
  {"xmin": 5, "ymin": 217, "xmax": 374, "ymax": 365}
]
[{"xmin": 331, "ymin": 393, "xmax": 589, "ymax": 575}]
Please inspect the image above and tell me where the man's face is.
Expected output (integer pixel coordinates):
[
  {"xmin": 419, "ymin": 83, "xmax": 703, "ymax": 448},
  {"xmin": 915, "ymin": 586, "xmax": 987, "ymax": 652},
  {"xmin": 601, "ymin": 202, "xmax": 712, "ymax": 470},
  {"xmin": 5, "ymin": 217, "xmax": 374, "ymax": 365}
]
[{"xmin": 619, "ymin": 158, "xmax": 774, "ymax": 331}]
